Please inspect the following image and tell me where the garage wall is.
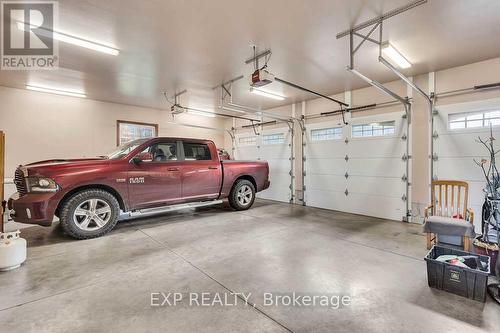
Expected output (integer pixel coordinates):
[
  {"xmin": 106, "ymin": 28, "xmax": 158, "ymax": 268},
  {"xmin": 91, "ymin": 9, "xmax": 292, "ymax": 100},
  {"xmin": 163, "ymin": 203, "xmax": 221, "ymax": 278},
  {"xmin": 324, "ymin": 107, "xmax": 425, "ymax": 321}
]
[{"xmin": 0, "ymin": 85, "xmax": 225, "ymax": 199}]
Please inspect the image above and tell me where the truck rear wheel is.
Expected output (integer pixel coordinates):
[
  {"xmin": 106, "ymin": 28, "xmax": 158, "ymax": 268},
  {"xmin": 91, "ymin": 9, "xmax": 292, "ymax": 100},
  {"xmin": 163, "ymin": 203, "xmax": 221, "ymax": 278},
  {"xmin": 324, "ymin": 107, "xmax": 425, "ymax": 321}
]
[
  {"xmin": 59, "ymin": 189, "xmax": 120, "ymax": 239},
  {"xmin": 228, "ymin": 179, "xmax": 256, "ymax": 211}
]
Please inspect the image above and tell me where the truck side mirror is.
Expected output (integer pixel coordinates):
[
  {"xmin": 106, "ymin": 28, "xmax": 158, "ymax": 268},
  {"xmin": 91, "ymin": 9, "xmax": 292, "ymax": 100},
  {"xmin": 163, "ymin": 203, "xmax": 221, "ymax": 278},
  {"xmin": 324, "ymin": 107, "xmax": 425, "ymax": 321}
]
[{"xmin": 134, "ymin": 152, "xmax": 153, "ymax": 163}]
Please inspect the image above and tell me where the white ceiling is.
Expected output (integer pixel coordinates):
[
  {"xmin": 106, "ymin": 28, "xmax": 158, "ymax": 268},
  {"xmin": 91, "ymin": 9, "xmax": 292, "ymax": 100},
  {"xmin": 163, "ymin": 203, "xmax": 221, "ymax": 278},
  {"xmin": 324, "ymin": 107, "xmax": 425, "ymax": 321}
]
[{"xmin": 1, "ymin": 0, "xmax": 500, "ymax": 112}]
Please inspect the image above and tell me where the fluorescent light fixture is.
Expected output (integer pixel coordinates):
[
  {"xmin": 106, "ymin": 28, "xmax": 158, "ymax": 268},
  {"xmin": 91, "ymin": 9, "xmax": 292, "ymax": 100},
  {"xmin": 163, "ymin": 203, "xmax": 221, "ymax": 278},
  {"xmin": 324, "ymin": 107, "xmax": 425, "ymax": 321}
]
[
  {"xmin": 218, "ymin": 106, "xmax": 247, "ymax": 114},
  {"xmin": 250, "ymin": 87, "xmax": 285, "ymax": 101},
  {"xmin": 381, "ymin": 42, "xmax": 411, "ymax": 69},
  {"xmin": 26, "ymin": 85, "xmax": 86, "ymax": 98},
  {"xmin": 186, "ymin": 109, "xmax": 216, "ymax": 118},
  {"xmin": 17, "ymin": 22, "xmax": 119, "ymax": 56}
]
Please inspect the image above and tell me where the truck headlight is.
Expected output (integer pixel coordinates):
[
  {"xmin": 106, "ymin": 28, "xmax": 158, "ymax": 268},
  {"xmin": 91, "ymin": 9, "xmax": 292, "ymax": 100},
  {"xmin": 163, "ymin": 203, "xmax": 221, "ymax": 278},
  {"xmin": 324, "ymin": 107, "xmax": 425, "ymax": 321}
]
[{"xmin": 27, "ymin": 177, "xmax": 59, "ymax": 193}]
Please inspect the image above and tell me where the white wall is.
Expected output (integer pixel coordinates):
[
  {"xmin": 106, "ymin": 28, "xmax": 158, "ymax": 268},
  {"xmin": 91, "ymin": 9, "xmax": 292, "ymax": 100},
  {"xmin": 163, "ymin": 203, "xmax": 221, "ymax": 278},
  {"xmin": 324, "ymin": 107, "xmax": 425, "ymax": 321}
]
[{"xmin": 0, "ymin": 86, "xmax": 226, "ymax": 198}]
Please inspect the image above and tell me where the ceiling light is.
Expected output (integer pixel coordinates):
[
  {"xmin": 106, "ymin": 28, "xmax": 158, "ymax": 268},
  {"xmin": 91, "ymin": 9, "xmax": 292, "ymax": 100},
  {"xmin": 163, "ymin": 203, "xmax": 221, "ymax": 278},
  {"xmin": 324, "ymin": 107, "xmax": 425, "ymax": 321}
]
[
  {"xmin": 381, "ymin": 42, "xmax": 411, "ymax": 69},
  {"xmin": 26, "ymin": 85, "xmax": 86, "ymax": 98},
  {"xmin": 218, "ymin": 106, "xmax": 247, "ymax": 114},
  {"xmin": 250, "ymin": 87, "xmax": 285, "ymax": 101},
  {"xmin": 17, "ymin": 22, "xmax": 119, "ymax": 56},
  {"xmin": 186, "ymin": 110, "xmax": 216, "ymax": 118}
]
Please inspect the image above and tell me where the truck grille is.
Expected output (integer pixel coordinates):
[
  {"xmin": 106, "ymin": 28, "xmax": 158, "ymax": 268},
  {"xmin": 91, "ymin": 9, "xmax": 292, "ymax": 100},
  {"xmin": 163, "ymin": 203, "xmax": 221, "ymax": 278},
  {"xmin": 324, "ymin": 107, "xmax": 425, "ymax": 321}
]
[{"xmin": 14, "ymin": 168, "xmax": 27, "ymax": 196}]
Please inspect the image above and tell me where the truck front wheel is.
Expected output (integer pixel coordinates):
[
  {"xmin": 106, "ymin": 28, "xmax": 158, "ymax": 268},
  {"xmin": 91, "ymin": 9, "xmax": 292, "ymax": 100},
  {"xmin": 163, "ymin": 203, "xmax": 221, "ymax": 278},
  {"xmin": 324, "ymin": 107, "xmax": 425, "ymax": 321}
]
[
  {"xmin": 59, "ymin": 189, "xmax": 120, "ymax": 239},
  {"xmin": 228, "ymin": 179, "xmax": 256, "ymax": 211}
]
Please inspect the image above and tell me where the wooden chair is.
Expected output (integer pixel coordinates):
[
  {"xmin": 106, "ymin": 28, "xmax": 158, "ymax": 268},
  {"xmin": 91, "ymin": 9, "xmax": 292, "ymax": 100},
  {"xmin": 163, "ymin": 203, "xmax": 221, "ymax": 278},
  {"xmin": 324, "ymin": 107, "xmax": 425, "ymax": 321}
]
[{"xmin": 424, "ymin": 180, "xmax": 475, "ymax": 251}]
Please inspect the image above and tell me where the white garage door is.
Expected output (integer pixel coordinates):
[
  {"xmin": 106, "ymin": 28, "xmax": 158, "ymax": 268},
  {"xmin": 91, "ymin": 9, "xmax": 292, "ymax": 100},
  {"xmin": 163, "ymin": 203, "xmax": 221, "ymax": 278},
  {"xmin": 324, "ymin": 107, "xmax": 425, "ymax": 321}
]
[
  {"xmin": 433, "ymin": 98, "xmax": 500, "ymax": 232},
  {"xmin": 234, "ymin": 128, "xmax": 292, "ymax": 203},
  {"xmin": 305, "ymin": 112, "xmax": 408, "ymax": 221}
]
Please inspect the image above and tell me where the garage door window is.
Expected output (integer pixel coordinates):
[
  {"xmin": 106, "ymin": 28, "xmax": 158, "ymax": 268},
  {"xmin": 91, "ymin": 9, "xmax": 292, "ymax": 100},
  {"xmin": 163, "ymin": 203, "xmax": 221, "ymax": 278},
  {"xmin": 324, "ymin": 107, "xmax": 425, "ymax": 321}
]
[
  {"xmin": 239, "ymin": 136, "xmax": 257, "ymax": 146},
  {"xmin": 448, "ymin": 110, "xmax": 500, "ymax": 130},
  {"xmin": 262, "ymin": 133, "xmax": 285, "ymax": 145},
  {"xmin": 311, "ymin": 127, "xmax": 342, "ymax": 141},
  {"xmin": 352, "ymin": 121, "xmax": 395, "ymax": 138}
]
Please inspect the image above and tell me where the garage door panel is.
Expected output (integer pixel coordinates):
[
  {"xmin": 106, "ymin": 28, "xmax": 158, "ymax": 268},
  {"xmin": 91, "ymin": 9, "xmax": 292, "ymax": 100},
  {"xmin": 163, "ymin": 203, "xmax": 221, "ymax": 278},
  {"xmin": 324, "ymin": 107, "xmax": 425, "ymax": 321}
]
[
  {"xmin": 305, "ymin": 111, "xmax": 407, "ymax": 221},
  {"xmin": 258, "ymin": 186, "xmax": 290, "ymax": 202},
  {"xmin": 468, "ymin": 182, "xmax": 487, "ymax": 207},
  {"xmin": 343, "ymin": 193, "xmax": 404, "ymax": 221},
  {"xmin": 307, "ymin": 158, "xmax": 346, "ymax": 175},
  {"xmin": 433, "ymin": 101, "xmax": 500, "ymax": 232},
  {"xmin": 435, "ymin": 158, "xmax": 486, "ymax": 182},
  {"xmin": 348, "ymin": 176, "xmax": 404, "ymax": 198},
  {"xmin": 434, "ymin": 133, "xmax": 499, "ymax": 157},
  {"xmin": 306, "ymin": 142, "xmax": 347, "ymax": 159},
  {"xmin": 235, "ymin": 147, "xmax": 258, "ymax": 160},
  {"xmin": 306, "ymin": 189, "xmax": 348, "ymax": 212},
  {"xmin": 266, "ymin": 159, "xmax": 290, "ymax": 174},
  {"xmin": 348, "ymin": 138, "xmax": 405, "ymax": 158},
  {"xmin": 348, "ymin": 158, "xmax": 404, "ymax": 178},
  {"xmin": 260, "ymin": 145, "xmax": 290, "ymax": 159},
  {"xmin": 307, "ymin": 174, "xmax": 346, "ymax": 192}
]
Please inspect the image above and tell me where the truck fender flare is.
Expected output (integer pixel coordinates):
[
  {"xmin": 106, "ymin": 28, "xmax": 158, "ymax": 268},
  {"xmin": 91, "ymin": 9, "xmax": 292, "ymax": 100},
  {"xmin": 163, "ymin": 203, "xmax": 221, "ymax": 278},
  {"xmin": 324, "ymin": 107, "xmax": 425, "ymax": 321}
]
[{"xmin": 55, "ymin": 184, "xmax": 126, "ymax": 216}]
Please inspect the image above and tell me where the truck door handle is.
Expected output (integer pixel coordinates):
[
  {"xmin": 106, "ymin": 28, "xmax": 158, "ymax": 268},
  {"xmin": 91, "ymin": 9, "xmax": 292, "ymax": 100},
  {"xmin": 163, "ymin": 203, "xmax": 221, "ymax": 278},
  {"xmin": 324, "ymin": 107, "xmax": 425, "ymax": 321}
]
[
  {"xmin": 208, "ymin": 166, "xmax": 218, "ymax": 170},
  {"xmin": 167, "ymin": 167, "xmax": 180, "ymax": 172}
]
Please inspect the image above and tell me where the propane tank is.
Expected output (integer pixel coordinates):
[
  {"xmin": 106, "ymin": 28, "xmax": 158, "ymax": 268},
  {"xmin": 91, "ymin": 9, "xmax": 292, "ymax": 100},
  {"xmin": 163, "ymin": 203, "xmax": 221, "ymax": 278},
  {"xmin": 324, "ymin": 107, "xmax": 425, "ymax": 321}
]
[{"xmin": 0, "ymin": 230, "xmax": 27, "ymax": 271}]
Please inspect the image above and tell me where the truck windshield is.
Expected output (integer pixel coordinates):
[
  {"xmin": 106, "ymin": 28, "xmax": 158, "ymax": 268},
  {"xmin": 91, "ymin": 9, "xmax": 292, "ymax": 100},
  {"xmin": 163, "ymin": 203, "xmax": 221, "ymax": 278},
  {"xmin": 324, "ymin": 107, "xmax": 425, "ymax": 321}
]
[{"xmin": 107, "ymin": 139, "xmax": 149, "ymax": 159}]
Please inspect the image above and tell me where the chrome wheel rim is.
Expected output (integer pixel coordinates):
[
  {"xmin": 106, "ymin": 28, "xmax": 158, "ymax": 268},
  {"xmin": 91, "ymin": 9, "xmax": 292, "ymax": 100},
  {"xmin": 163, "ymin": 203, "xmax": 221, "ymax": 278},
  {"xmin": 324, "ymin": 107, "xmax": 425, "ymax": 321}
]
[
  {"xmin": 73, "ymin": 199, "xmax": 112, "ymax": 231},
  {"xmin": 237, "ymin": 185, "xmax": 253, "ymax": 206}
]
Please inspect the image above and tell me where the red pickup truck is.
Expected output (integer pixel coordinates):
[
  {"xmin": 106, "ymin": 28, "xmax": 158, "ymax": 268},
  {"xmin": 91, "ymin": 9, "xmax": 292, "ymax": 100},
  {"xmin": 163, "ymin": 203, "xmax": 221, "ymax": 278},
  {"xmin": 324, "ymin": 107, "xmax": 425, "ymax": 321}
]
[{"xmin": 8, "ymin": 138, "xmax": 270, "ymax": 239}]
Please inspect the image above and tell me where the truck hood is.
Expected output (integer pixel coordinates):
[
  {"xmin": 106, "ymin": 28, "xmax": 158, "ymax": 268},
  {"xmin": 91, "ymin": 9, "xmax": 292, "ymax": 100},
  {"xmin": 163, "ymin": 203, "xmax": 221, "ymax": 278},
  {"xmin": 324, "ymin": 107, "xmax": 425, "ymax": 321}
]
[{"xmin": 24, "ymin": 158, "xmax": 110, "ymax": 177}]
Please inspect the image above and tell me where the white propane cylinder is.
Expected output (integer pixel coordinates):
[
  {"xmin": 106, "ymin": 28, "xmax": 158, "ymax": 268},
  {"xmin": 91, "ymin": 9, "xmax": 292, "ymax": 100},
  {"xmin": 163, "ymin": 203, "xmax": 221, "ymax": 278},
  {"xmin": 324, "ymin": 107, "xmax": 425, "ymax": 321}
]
[{"xmin": 0, "ymin": 230, "xmax": 27, "ymax": 271}]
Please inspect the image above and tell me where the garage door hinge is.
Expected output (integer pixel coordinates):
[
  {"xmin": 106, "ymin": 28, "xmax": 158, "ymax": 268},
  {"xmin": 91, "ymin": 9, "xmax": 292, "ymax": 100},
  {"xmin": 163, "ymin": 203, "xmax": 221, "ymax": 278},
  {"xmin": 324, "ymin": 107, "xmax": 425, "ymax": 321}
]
[
  {"xmin": 303, "ymin": 171, "xmax": 306, "ymax": 176},
  {"xmin": 432, "ymin": 153, "xmax": 438, "ymax": 161},
  {"xmin": 402, "ymin": 195, "xmax": 407, "ymax": 201},
  {"xmin": 401, "ymin": 134, "xmax": 407, "ymax": 141},
  {"xmin": 344, "ymin": 138, "xmax": 349, "ymax": 144},
  {"xmin": 432, "ymin": 109, "xmax": 439, "ymax": 115},
  {"xmin": 402, "ymin": 114, "xmax": 407, "ymax": 119},
  {"xmin": 303, "ymin": 185, "xmax": 306, "ymax": 191},
  {"xmin": 345, "ymin": 155, "xmax": 349, "ymax": 162},
  {"xmin": 432, "ymin": 131, "xmax": 439, "ymax": 139},
  {"xmin": 402, "ymin": 175, "xmax": 407, "ymax": 182},
  {"xmin": 402, "ymin": 154, "xmax": 411, "ymax": 161},
  {"xmin": 303, "ymin": 157, "xmax": 306, "ymax": 162},
  {"xmin": 345, "ymin": 189, "xmax": 349, "ymax": 196},
  {"xmin": 345, "ymin": 172, "xmax": 349, "ymax": 179}
]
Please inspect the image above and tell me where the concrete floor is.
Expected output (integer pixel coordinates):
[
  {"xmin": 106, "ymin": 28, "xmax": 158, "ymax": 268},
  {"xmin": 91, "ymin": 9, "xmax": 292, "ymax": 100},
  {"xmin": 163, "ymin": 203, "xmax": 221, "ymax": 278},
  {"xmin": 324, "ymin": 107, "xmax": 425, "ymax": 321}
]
[{"xmin": 0, "ymin": 199, "xmax": 498, "ymax": 333}]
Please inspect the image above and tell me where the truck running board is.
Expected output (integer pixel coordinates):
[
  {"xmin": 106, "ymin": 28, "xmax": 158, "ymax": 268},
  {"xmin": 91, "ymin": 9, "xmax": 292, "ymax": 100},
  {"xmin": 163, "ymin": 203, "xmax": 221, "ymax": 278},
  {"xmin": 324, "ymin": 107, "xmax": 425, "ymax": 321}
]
[{"xmin": 126, "ymin": 200, "xmax": 224, "ymax": 218}]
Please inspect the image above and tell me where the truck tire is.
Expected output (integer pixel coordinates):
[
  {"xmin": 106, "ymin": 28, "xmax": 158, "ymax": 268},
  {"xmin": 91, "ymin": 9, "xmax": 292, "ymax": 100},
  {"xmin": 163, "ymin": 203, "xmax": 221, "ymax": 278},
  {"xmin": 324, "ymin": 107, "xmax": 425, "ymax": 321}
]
[
  {"xmin": 228, "ymin": 179, "xmax": 256, "ymax": 211},
  {"xmin": 59, "ymin": 189, "xmax": 120, "ymax": 239}
]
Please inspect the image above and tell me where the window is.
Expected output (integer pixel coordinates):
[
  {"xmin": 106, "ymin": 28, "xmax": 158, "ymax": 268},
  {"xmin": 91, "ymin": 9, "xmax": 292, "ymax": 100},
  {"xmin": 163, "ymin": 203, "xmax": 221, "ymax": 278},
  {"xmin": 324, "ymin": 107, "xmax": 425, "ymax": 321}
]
[
  {"xmin": 449, "ymin": 110, "xmax": 500, "ymax": 130},
  {"xmin": 352, "ymin": 121, "xmax": 396, "ymax": 138},
  {"xmin": 311, "ymin": 127, "xmax": 342, "ymax": 141},
  {"xmin": 117, "ymin": 120, "xmax": 157, "ymax": 146},
  {"xmin": 239, "ymin": 136, "xmax": 257, "ymax": 146},
  {"xmin": 262, "ymin": 133, "xmax": 285, "ymax": 145},
  {"xmin": 140, "ymin": 142, "xmax": 177, "ymax": 162},
  {"xmin": 183, "ymin": 142, "xmax": 211, "ymax": 160}
]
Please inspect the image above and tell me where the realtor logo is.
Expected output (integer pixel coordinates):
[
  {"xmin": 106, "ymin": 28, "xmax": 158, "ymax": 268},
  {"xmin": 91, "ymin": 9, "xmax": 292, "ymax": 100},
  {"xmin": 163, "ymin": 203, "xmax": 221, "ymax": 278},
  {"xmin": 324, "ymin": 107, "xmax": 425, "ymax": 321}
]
[{"xmin": 1, "ymin": 0, "xmax": 58, "ymax": 70}]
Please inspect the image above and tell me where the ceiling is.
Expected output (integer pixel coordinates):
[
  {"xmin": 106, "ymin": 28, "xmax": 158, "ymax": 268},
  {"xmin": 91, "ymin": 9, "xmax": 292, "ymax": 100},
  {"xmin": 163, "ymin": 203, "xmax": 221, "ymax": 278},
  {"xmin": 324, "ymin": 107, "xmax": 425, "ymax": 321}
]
[{"xmin": 1, "ymin": 0, "xmax": 500, "ymax": 113}]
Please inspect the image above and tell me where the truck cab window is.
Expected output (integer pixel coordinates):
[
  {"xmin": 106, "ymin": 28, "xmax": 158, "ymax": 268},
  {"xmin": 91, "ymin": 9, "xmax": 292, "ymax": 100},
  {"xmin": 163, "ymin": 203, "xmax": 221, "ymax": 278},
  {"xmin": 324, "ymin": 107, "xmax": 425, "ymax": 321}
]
[
  {"xmin": 141, "ymin": 142, "xmax": 177, "ymax": 162},
  {"xmin": 183, "ymin": 143, "xmax": 211, "ymax": 161}
]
